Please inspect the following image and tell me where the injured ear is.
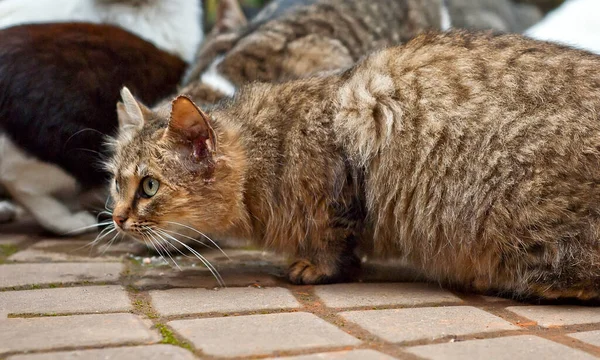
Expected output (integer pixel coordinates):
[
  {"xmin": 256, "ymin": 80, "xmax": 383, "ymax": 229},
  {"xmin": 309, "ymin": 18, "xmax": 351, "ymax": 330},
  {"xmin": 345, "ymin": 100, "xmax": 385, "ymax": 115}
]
[{"xmin": 165, "ymin": 95, "xmax": 218, "ymax": 161}]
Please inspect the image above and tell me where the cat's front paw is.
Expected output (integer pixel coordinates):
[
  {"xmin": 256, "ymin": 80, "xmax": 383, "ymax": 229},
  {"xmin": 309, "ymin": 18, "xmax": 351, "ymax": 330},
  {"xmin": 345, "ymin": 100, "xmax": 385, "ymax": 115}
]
[
  {"xmin": 46, "ymin": 211, "xmax": 98, "ymax": 236},
  {"xmin": 288, "ymin": 259, "xmax": 328, "ymax": 285},
  {"xmin": 288, "ymin": 259, "xmax": 357, "ymax": 285}
]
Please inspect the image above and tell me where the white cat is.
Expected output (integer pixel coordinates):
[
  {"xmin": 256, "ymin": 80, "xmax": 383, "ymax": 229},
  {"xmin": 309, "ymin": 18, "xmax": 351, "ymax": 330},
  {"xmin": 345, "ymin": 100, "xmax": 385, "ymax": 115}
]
[
  {"xmin": 526, "ymin": 0, "xmax": 600, "ymax": 55},
  {"xmin": 0, "ymin": 0, "xmax": 203, "ymax": 63}
]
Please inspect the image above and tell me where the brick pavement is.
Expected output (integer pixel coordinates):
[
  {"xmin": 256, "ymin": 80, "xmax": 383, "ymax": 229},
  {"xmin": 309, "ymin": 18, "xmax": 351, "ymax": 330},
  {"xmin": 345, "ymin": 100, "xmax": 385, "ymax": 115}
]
[{"xmin": 1, "ymin": 222, "xmax": 600, "ymax": 359}]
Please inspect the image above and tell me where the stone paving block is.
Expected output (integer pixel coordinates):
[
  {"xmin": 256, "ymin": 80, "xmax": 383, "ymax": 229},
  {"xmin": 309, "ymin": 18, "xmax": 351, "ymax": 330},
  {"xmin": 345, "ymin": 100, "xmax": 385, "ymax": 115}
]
[
  {"xmin": 265, "ymin": 349, "xmax": 397, "ymax": 359},
  {"xmin": 406, "ymin": 335, "xmax": 597, "ymax": 360},
  {"xmin": 135, "ymin": 268, "xmax": 283, "ymax": 290},
  {"xmin": 0, "ymin": 262, "xmax": 122, "ymax": 288},
  {"xmin": 568, "ymin": 330, "xmax": 600, "ymax": 347},
  {"xmin": 506, "ymin": 306, "xmax": 600, "ymax": 327},
  {"xmin": 7, "ymin": 345, "xmax": 197, "ymax": 360},
  {"xmin": 0, "ymin": 234, "xmax": 28, "ymax": 246},
  {"xmin": 340, "ymin": 306, "xmax": 519, "ymax": 343},
  {"xmin": 169, "ymin": 312, "xmax": 361, "ymax": 357},
  {"xmin": 0, "ymin": 313, "xmax": 160, "ymax": 355},
  {"xmin": 314, "ymin": 283, "xmax": 461, "ymax": 308},
  {"xmin": 7, "ymin": 240, "xmax": 123, "ymax": 262},
  {"xmin": 150, "ymin": 287, "xmax": 300, "ymax": 316},
  {"xmin": 0, "ymin": 285, "xmax": 132, "ymax": 318}
]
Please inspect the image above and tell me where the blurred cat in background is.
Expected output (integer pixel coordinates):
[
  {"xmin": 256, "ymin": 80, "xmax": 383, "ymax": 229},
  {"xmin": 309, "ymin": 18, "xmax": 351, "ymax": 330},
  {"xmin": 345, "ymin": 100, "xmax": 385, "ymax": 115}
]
[
  {"xmin": 181, "ymin": 0, "xmax": 541, "ymax": 105},
  {"xmin": 0, "ymin": 0, "xmax": 202, "ymax": 234},
  {"xmin": 0, "ymin": 0, "xmax": 203, "ymax": 62},
  {"xmin": 446, "ymin": 0, "xmax": 541, "ymax": 33}
]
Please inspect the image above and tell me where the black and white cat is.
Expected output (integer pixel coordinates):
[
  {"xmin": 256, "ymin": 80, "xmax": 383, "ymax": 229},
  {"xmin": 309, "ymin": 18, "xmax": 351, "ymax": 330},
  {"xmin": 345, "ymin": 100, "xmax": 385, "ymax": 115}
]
[{"xmin": 0, "ymin": 0, "xmax": 203, "ymax": 235}]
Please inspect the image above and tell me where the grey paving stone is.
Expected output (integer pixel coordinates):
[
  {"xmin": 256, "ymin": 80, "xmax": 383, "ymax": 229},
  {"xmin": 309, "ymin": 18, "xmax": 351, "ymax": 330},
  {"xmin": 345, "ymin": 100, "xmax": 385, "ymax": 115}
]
[
  {"xmin": 0, "ymin": 234, "xmax": 28, "ymax": 246},
  {"xmin": 314, "ymin": 283, "xmax": 461, "ymax": 308},
  {"xmin": 0, "ymin": 262, "xmax": 122, "ymax": 288},
  {"xmin": 7, "ymin": 240, "xmax": 122, "ymax": 262},
  {"xmin": 265, "ymin": 349, "xmax": 397, "ymax": 359},
  {"xmin": 169, "ymin": 312, "xmax": 361, "ymax": 357},
  {"xmin": 340, "ymin": 306, "xmax": 519, "ymax": 343},
  {"xmin": 568, "ymin": 330, "xmax": 600, "ymax": 347},
  {"xmin": 406, "ymin": 335, "xmax": 597, "ymax": 360},
  {"xmin": 150, "ymin": 287, "xmax": 300, "ymax": 316},
  {"xmin": 0, "ymin": 313, "xmax": 160, "ymax": 355},
  {"xmin": 136, "ymin": 268, "xmax": 284, "ymax": 290},
  {"xmin": 0, "ymin": 285, "xmax": 132, "ymax": 318},
  {"xmin": 506, "ymin": 306, "xmax": 600, "ymax": 327},
  {"xmin": 7, "ymin": 345, "xmax": 196, "ymax": 360}
]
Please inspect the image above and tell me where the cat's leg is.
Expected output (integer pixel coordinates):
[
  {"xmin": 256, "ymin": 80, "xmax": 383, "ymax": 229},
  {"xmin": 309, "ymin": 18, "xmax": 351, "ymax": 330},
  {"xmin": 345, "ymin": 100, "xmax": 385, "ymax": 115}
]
[
  {"xmin": 11, "ymin": 192, "xmax": 97, "ymax": 235},
  {"xmin": 0, "ymin": 200, "xmax": 17, "ymax": 223},
  {"xmin": 287, "ymin": 230, "xmax": 361, "ymax": 285},
  {"xmin": 0, "ymin": 134, "xmax": 97, "ymax": 235}
]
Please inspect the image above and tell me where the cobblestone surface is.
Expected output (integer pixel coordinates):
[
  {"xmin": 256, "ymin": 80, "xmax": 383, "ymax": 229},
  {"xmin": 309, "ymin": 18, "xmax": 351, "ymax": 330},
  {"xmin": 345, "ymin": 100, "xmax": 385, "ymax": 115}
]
[
  {"xmin": 569, "ymin": 330, "xmax": 600, "ymax": 347},
  {"xmin": 313, "ymin": 283, "xmax": 462, "ymax": 308},
  {"xmin": 0, "ymin": 285, "xmax": 132, "ymax": 318},
  {"xmin": 0, "ymin": 262, "xmax": 122, "ymax": 288},
  {"xmin": 406, "ymin": 335, "xmax": 597, "ymax": 359},
  {"xmin": 506, "ymin": 306, "xmax": 600, "ymax": 327},
  {"xmin": 2, "ymin": 223, "xmax": 600, "ymax": 359},
  {"xmin": 0, "ymin": 313, "xmax": 159, "ymax": 355},
  {"xmin": 169, "ymin": 312, "xmax": 361, "ymax": 357},
  {"xmin": 7, "ymin": 345, "xmax": 195, "ymax": 360},
  {"xmin": 340, "ymin": 306, "xmax": 519, "ymax": 343},
  {"xmin": 149, "ymin": 287, "xmax": 300, "ymax": 316},
  {"xmin": 265, "ymin": 349, "xmax": 398, "ymax": 359}
]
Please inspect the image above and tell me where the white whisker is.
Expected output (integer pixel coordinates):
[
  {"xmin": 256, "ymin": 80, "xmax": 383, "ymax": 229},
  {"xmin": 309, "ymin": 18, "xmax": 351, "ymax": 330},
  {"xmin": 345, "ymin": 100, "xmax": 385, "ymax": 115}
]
[
  {"xmin": 154, "ymin": 227, "xmax": 225, "ymax": 287},
  {"xmin": 63, "ymin": 220, "xmax": 110, "ymax": 235},
  {"xmin": 146, "ymin": 227, "xmax": 181, "ymax": 270},
  {"xmin": 162, "ymin": 229, "xmax": 212, "ymax": 250},
  {"xmin": 164, "ymin": 221, "xmax": 230, "ymax": 260},
  {"xmin": 99, "ymin": 232, "xmax": 120, "ymax": 256}
]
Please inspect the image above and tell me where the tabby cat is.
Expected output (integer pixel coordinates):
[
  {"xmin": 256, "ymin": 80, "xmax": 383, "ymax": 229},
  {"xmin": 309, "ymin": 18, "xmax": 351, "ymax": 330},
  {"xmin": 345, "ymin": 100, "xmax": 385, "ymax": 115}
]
[
  {"xmin": 109, "ymin": 31, "xmax": 600, "ymax": 300},
  {"xmin": 182, "ymin": 0, "xmax": 540, "ymax": 105}
]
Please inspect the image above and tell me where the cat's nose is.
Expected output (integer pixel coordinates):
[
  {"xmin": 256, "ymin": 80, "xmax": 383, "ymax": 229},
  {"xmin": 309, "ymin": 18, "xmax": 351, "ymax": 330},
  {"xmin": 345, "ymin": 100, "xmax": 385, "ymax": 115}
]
[{"xmin": 113, "ymin": 214, "xmax": 128, "ymax": 228}]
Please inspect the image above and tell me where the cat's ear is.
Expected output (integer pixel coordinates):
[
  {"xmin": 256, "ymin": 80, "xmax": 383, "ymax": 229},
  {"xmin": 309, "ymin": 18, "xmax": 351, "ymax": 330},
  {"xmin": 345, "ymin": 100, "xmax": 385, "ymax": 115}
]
[
  {"xmin": 164, "ymin": 95, "xmax": 217, "ymax": 161},
  {"xmin": 212, "ymin": 0, "xmax": 247, "ymax": 35},
  {"xmin": 117, "ymin": 87, "xmax": 147, "ymax": 131}
]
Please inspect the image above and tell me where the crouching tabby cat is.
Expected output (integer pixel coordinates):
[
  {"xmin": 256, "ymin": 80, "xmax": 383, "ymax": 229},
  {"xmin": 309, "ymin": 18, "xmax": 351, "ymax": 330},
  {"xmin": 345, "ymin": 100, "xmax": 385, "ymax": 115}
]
[{"xmin": 110, "ymin": 31, "xmax": 600, "ymax": 300}]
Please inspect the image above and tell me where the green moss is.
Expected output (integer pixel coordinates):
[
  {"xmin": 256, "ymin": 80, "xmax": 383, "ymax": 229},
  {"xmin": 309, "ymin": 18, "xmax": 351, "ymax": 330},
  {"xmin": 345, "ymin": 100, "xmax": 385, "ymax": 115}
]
[
  {"xmin": 155, "ymin": 323, "xmax": 193, "ymax": 351},
  {"xmin": 0, "ymin": 244, "xmax": 18, "ymax": 263},
  {"xmin": 131, "ymin": 298, "xmax": 158, "ymax": 319}
]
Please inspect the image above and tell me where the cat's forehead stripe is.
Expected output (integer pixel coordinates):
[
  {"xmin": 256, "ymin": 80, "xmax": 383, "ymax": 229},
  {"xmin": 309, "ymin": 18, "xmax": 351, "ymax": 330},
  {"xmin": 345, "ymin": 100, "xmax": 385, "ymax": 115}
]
[{"xmin": 136, "ymin": 163, "xmax": 148, "ymax": 176}]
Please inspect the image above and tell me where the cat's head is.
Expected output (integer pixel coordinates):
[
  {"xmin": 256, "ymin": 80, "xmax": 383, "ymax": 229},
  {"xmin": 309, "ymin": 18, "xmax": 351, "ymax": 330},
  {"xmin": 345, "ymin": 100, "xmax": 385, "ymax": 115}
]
[{"xmin": 105, "ymin": 87, "xmax": 247, "ymax": 242}]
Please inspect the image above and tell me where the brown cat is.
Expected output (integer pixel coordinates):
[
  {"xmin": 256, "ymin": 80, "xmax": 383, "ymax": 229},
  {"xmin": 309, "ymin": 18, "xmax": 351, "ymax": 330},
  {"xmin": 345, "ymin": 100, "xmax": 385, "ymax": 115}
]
[
  {"xmin": 108, "ymin": 31, "xmax": 600, "ymax": 300},
  {"xmin": 181, "ymin": 0, "xmax": 541, "ymax": 106}
]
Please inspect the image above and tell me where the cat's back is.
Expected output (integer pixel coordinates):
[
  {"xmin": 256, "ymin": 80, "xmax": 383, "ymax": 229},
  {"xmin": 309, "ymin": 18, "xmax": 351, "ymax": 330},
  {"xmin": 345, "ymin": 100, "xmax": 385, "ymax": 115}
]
[
  {"xmin": 335, "ymin": 31, "xmax": 600, "ymax": 266},
  {"xmin": 0, "ymin": 23, "xmax": 186, "ymax": 187},
  {"xmin": 336, "ymin": 31, "xmax": 600, "ymax": 161}
]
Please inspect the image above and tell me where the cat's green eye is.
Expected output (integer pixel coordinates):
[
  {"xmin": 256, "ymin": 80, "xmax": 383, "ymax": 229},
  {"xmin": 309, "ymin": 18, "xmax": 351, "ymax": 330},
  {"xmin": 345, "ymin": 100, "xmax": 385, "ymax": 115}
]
[{"xmin": 140, "ymin": 176, "xmax": 160, "ymax": 198}]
